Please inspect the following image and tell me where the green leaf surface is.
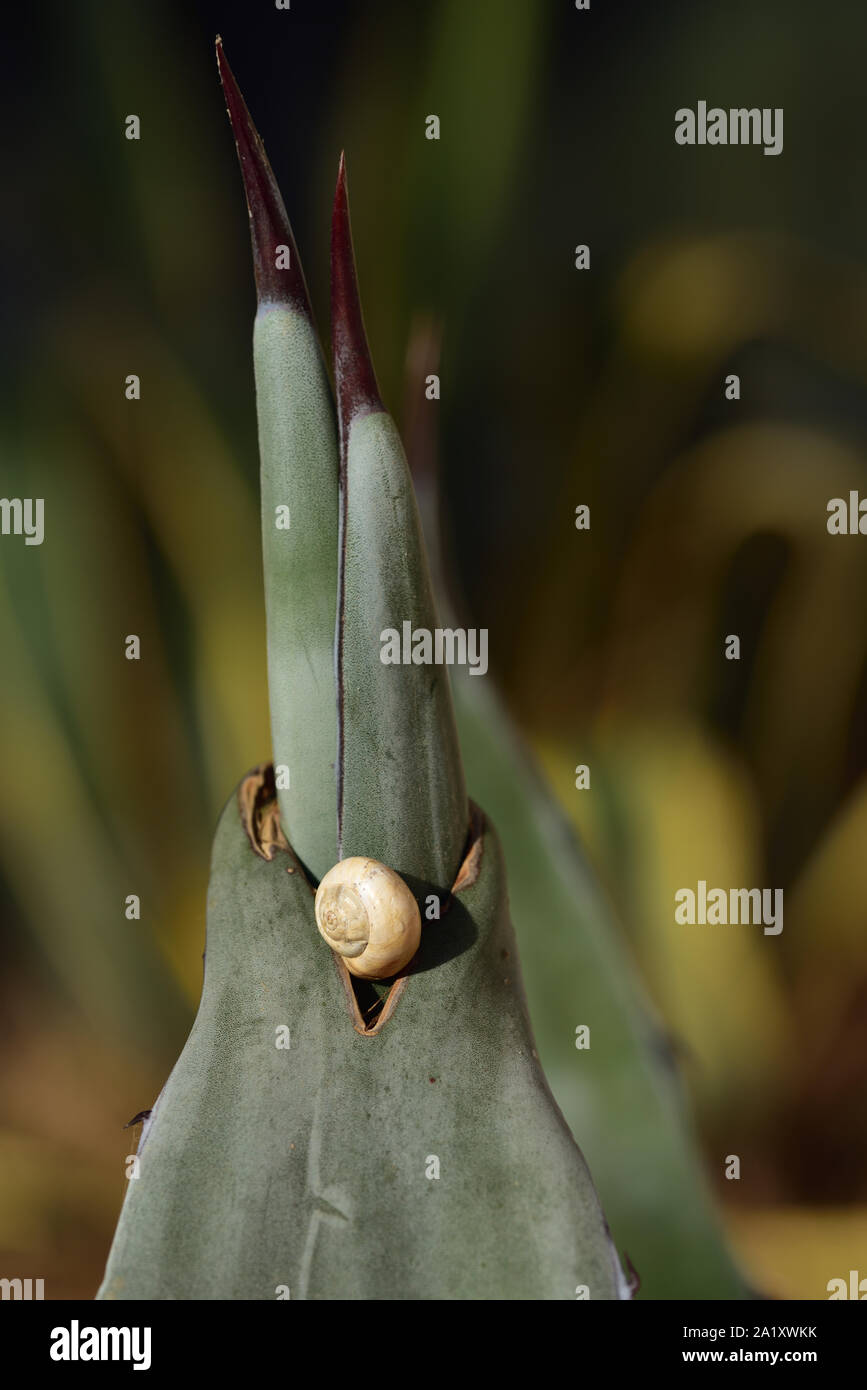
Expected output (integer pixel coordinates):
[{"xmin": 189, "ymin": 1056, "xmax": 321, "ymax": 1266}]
[
  {"xmin": 220, "ymin": 42, "xmax": 339, "ymax": 882},
  {"xmin": 254, "ymin": 307, "xmax": 339, "ymax": 881},
  {"xmin": 408, "ymin": 374, "xmax": 749, "ymax": 1297},
  {"xmin": 97, "ymin": 778, "xmax": 628, "ymax": 1300},
  {"xmin": 453, "ymin": 673, "xmax": 750, "ymax": 1298},
  {"xmin": 332, "ymin": 162, "xmax": 466, "ymax": 892}
]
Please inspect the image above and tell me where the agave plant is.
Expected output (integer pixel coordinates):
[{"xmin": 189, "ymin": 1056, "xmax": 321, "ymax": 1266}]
[
  {"xmin": 96, "ymin": 41, "xmax": 632, "ymax": 1301},
  {"xmin": 405, "ymin": 325, "xmax": 749, "ymax": 1301}
]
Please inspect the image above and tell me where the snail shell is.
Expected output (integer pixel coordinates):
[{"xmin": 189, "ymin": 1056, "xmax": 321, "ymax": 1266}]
[{"xmin": 314, "ymin": 857, "xmax": 421, "ymax": 980}]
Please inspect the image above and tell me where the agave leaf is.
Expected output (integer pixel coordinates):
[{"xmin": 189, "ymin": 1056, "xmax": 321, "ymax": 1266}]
[
  {"xmin": 218, "ymin": 41, "xmax": 339, "ymax": 883},
  {"xmin": 454, "ymin": 680, "xmax": 750, "ymax": 1298},
  {"xmin": 97, "ymin": 771, "xmax": 627, "ymax": 1300},
  {"xmin": 332, "ymin": 158, "xmax": 466, "ymax": 892},
  {"xmin": 98, "ymin": 59, "xmax": 627, "ymax": 1303},
  {"xmin": 406, "ymin": 345, "xmax": 749, "ymax": 1297}
]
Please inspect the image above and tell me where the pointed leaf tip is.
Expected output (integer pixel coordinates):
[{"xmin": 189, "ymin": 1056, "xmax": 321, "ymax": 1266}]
[
  {"xmin": 331, "ymin": 154, "xmax": 383, "ymax": 440},
  {"xmin": 216, "ymin": 42, "xmax": 313, "ymax": 315}
]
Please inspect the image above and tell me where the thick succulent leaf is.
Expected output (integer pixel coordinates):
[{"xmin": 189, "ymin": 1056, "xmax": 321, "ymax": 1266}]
[
  {"xmin": 408, "ymin": 397, "xmax": 748, "ymax": 1297},
  {"xmin": 99, "ymin": 68, "xmax": 623, "ymax": 1303},
  {"xmin": 97, "ymin": 775, "xmax": 628, "ymax": 1300},
  {"xmin": 218, "ymin": 42, "xmax": 339, "ymax": 882},
  {"xmin": 331, "ymin": 159, "xmax": 466, "ymax": 893},
  {"xmin": 454, "ymin": 676, "xmax": 750, "ymax": 1298}
]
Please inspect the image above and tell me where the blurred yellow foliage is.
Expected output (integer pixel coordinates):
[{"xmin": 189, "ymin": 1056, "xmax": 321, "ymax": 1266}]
[{"xmin": 725, "ymin": 1205, "xmax": 867, "ymax": 1301}]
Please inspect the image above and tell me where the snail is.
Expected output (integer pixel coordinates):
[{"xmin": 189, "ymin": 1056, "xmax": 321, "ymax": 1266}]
[{"xmin": 314, "ymin": 857, "xmax": 421, "ymax": 980}]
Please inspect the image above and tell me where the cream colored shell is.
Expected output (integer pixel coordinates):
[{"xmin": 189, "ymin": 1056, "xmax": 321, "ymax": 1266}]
[{"xmin": 314, "ymin": 857, "xmax": 421, "ymax": 980}]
